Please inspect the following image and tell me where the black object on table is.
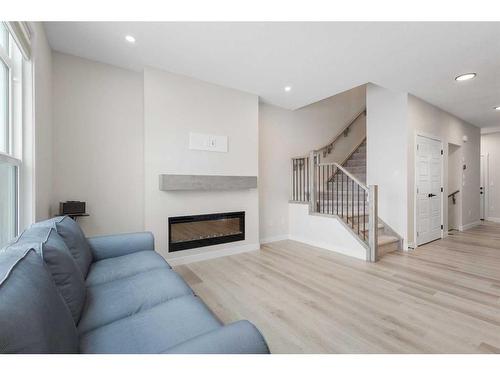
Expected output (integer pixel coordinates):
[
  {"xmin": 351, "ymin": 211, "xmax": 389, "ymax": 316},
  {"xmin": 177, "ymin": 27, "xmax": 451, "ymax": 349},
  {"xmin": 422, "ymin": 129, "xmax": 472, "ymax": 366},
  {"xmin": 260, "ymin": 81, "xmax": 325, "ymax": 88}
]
[{"xmin": 58, "ymin": 201, "xmax": 89, "ymax": 221}]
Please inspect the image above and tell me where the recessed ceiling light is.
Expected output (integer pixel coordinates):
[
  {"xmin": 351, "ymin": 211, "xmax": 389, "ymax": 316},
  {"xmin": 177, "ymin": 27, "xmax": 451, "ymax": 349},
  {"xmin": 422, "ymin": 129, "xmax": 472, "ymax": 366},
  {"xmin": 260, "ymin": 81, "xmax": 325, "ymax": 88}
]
[
  {"xmin": 284, "ymin": 86, "xmax": 292, "ymax": 92},
  {"xmin": 494, "ymin": 106, "xmax": 500, "ymax": 111},
  {"xmin": 455, "ymin": 73, "xmax": 476, "ymax": 81},
  {"xmin": 125, "ymin": 35, "xmax": 136, "ymax": 43}
]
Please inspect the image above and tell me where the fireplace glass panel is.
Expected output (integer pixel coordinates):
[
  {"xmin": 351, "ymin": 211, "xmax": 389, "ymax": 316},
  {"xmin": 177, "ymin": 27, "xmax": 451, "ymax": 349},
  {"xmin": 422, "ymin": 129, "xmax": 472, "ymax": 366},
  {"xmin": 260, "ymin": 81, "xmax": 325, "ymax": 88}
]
[
  {"xmin": 168, "ymin": 212, "xmax": 245, "ymax": 252},
  {"xmin": 171, "ymin": 217, "xmax": 241, "ymax": 243}
]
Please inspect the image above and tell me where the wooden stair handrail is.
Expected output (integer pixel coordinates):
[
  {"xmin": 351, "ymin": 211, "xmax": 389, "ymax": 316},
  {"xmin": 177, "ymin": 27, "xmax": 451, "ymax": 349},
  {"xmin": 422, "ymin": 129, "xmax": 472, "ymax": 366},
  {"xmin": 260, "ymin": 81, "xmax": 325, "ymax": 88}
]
[
  {"xmin": 291, "ymin": 107, "xmax": 366, "ymax": 159},
  {"xmin": 315, "ymin": 108, "xmax": 366, "ymax": 154},
  {"xmin": 317, "ymin": 162, "xmax": 368, "ymax": 192}
]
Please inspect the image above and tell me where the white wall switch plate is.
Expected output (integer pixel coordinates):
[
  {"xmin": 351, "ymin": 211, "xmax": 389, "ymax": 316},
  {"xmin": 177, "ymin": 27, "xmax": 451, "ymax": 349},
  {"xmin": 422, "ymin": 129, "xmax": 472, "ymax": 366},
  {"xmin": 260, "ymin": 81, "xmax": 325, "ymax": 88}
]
[{"xmin": 189, "ymin": 132, "xmax": 228, "ymax": 152}]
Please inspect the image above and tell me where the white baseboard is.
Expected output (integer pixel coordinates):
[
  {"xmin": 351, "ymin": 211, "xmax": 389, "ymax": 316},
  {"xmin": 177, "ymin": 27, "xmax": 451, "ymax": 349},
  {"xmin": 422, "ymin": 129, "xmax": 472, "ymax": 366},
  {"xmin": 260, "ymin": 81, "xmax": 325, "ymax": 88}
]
[
  {"xmin": 459, "ymin": 221, "xmax": 481, "ymax": 231},
  {"xmin": 486, "ymin": 217, "xmax": 500, "ymax": 223},
  {"xmin": 260, "ymin": 234, "xmax": 290, "ymax": 244},
  {"xmin": 165, "ymin": 243, "xmax": 261, "ymax": 266}
]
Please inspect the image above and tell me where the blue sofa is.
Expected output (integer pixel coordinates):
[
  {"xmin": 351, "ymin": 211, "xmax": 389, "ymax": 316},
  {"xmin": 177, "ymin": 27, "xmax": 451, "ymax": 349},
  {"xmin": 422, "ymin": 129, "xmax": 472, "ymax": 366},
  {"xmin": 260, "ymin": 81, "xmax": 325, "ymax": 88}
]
[{"xmin": 0, "ymin": 216, "xmax": 269, "ymax": 354}]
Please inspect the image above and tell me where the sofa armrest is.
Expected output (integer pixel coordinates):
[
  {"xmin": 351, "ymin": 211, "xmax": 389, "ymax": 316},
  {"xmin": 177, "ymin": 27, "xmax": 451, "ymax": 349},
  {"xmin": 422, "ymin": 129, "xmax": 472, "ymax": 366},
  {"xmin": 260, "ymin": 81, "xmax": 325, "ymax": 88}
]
[
  {"xmin": 163, "ymin": 320, "xmax": 270, "ymax": 354},
  {"xmin": 87, "ymin": 232, "xmax": 155, "ymax": 261}
]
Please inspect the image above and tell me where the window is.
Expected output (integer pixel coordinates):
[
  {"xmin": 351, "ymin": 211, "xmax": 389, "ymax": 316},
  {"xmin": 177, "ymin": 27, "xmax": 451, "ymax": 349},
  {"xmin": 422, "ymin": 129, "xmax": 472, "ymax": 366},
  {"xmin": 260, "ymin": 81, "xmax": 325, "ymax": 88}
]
[
  {"xmin": 0, "ymin": 160, "xmax": 17, "ymax": 246},
  {"xmin": 0, "ymin": 22, "xmax": 23, "ymax": 247}
]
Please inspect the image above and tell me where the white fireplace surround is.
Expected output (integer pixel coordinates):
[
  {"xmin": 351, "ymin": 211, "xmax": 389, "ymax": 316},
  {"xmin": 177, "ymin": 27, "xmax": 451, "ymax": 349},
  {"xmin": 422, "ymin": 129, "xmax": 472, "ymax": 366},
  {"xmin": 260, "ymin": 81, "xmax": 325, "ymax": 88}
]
[{"xmin": 144, "ymin": 67, "xmax": 260, "ymax": 261}]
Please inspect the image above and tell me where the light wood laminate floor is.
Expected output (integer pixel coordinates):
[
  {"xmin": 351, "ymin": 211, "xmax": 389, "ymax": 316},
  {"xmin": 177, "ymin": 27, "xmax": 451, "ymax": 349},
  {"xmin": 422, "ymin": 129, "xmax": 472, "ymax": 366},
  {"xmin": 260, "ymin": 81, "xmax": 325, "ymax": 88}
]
[{"xmin": 174, "ymin": 221, "xmax": 500, "ymax": 353}]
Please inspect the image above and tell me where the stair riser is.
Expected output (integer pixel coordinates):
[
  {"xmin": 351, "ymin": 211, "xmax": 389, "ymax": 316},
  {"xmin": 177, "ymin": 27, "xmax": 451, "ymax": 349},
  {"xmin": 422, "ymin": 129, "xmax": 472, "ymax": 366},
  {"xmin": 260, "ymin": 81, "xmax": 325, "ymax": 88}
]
[
  {"xmin": 342, "ymin": 166, "xmax": 366, "ymax": 174},
  {"xmin": 378, "ymin": 241, "xmax": 400, "ymax": 256},
  {"xmin": 349, "ymin": 153, "xmax": 366, "ymax": 160},
  {"xmin": 317, "ymin": 200, "xmax": 367, "ymax": 205},
  {"xmin": 345, "ymin": 160, "xmax": 366, "ymax": 167},
  {"xmin": 358, "ymin": 227, "xmax": 386, "ymax": 237},
  {"xmin": 317, "ymin": 196, "xmax": 366, "ymax": 201},
  {"xmin": 318, "ymin": 209, "xmax": 368, "ymax": 217},
  {"xmin": 318, "ymin": 206, "xmax": 367, "ymax": 213},
  {"xmin": 320, "ymin": 191, "xmax": 368, "ymax": 198},
  {"xmin": 318, "ymin": 192, "xmax": 366, "ymax": 199},
  {"xmin": 328, "ymin": 177, "xmax": 367, "ymax": 183},
  {"xmin": 332, "ymin": 171, "xmax": 366, "ymax": 176},
  {"xmin": 330, "ymin": 173, "xmax": 366, "ymax": 181},
  {"xmin": 317, "ymin": 200, "xmax": 367, "ymax": 206},
  {"xmin": 347, "ymin": 216, "xmax": 370, "ymax": 224},
  {"xmin": 328, "ymin": 178, "xmax": 367, "ymax": 186}
]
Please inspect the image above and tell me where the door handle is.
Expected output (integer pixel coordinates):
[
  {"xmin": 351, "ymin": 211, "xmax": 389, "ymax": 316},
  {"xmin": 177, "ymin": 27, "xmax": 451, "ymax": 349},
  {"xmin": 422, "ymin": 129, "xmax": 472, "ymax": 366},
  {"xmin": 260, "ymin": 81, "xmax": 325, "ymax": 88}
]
[{"xmin": 428, "ymin": 193, "xmax": 436, "ymax": 198}]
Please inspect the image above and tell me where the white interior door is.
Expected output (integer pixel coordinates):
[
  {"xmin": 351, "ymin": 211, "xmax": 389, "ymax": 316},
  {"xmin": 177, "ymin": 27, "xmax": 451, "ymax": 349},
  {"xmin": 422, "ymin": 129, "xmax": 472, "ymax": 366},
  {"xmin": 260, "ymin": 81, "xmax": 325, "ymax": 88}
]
[{"xmin": 416, "ymin": 135, "xmax": 443, "ymax": 246}]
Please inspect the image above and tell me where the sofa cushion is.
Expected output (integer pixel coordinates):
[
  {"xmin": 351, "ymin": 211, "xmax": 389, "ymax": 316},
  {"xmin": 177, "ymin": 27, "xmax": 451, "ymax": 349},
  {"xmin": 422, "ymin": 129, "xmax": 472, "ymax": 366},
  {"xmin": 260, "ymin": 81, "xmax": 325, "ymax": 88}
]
[
  {"xmin": 40, "ymin": 228, "xmax": 86, "ymax": 323},
  {"xmin": 163, "ymin": 320, "xmax": 270, "ymax": 354},
  {"xmin": 78, "ymin": 268, "xmax": 193, "ymax": 335},
  {"xmin": 34, "ymin": 216, "xmax": 93, "ymax": 278},
  {"xmin": 0, "ymin": 248, "xmax": 79, "ymax": 353},
  {"xmin": 85, "ymin": 250, "xmax": 169, "ymax": 287},
  {"xmin": 4, "ymin": 226, "xmax": 87, "ymax": 324},
  {"xmin": 87, "ymin": 232, "xmax": 155, "ymax": 261},
  {"xmin": 79, "ymin": 295, "xmax": 221, "ymax": 354}
]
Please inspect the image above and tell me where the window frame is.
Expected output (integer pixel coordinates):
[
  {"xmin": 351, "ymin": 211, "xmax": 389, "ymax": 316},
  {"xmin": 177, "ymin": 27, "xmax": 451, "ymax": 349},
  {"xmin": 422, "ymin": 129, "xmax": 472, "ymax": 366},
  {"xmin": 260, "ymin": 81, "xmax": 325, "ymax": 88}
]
[
  {"xmin": 0, "ymin": 22, "xmax": 22, "ymax": 243},
  {"xmin": 0, "ymin": 38, "xmax": 13, "ymax": 155},
  {"xmin": 1, "ymin": 24, "xmax": 15, "ymax": 155},
  {"xmin": 0, "ymin": 151, "xmax": 20, "ymax": 238}
]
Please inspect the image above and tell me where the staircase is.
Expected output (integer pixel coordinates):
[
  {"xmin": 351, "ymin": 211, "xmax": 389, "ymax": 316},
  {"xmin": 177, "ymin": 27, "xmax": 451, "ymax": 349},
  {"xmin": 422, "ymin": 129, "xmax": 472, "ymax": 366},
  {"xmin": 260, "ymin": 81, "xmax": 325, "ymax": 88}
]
[
  {"xmin": 343, "ymin": 140, "xmax": 367, "ymax": 184},
  {"xmin": 290, "ymin": 111, "xmax": 402, "ymax": 261},
  {"xmin": 327, "ymin": 141, "xmax": 400, "ymax": 257}
]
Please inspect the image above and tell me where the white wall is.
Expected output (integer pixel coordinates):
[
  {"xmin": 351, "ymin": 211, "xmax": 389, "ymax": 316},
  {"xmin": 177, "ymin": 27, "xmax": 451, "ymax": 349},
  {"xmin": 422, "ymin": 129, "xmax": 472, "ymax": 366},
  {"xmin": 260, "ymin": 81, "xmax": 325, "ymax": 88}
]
[
  {"xmin": 481, "ymin": 132, "xmax": 500, "ymax": 221},
  {"xmin": 289, "ymin": 203, "xmax": 368, "ymax": 260},
  {"xmin": 46, "ymin": 51, "xmax": 480, "ymax": 259},
  {"xmin": 52, "ymin": 52, "xmax": 144, "ymax": 236},
  {"xmin": 366, "ymin": 86, "xmax": 480, "ymax": 248},
  {"xmin": 407, "ymin": 95, "xmax": 480, "ymax": 242},
  {"xmin": 50, "ymin": 54, "xmax": 260, "ymax": 262},
  {"xmin": 32, "ymin": 22, "xmax": 53, "ymax": 222},
  {"xmin": 366, "ymin": 83, "xmax": 409, "ymax": 245},
  {"xmin": 447, "ymin": 143, "xmax": 461, "ymax": 230},
  {"xmin": 259, "ymin": 85, "xmax": 366, "ymax": 242},
  {"xmin": 143, "ymin": 67, "xmax": 259, "ymax": 260}
]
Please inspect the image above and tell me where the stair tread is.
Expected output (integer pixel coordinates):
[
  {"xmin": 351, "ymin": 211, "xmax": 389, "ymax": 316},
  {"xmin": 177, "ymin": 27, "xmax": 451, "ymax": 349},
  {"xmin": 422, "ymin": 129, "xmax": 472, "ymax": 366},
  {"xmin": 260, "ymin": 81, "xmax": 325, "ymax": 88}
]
[{"xmin": 378, "ymin": 235, "xmax": 399, "ymax": 246}]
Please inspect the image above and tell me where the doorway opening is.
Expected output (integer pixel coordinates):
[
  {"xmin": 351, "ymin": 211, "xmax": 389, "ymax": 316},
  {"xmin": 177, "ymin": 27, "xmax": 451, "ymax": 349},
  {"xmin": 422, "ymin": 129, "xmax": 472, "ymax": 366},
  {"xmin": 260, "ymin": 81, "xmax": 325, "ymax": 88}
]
[
  {"xmin": 447, "ymin": 143, "xmax": 462, "ymax": 232},
  {"xmin": 480, "ymin": 154, "xmax": 488, "ymax": 221}
]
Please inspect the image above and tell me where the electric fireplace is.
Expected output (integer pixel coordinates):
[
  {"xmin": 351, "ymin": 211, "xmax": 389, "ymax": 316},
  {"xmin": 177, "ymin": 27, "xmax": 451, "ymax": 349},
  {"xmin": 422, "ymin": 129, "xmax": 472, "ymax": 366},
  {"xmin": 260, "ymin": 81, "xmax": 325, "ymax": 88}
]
[{"xmin": 168, "ymin": 211, "xmax": 245, "ymax": 252}]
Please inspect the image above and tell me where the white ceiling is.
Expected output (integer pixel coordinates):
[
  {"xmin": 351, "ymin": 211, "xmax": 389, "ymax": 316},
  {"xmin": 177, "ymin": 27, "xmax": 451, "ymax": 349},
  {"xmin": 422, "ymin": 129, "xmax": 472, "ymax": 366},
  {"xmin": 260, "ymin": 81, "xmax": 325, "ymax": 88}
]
[{"xmin": 44, "ymin": 22, "xmax": 500, "ymax": 128}]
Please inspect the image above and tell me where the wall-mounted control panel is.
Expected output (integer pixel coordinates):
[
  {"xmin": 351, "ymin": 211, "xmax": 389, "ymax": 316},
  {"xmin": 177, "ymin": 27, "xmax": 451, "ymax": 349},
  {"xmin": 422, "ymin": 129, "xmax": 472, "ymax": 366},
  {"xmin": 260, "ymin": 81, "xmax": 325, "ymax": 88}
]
[{"xmin": 189, "ymin": 132, "xmax": 228, "ymax": 153}]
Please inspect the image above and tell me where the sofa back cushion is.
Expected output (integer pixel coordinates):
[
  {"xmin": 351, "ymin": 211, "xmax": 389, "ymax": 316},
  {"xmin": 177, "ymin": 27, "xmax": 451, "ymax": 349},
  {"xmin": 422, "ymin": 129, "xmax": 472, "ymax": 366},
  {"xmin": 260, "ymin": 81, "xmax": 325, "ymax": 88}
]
[
  {"xmin": 34, "ymin": 216, "xmax": 93, "ymax": 278},
  {"xmin": 5, "ymin": 225, "xmax": 87, "ymax": 323},
  {"xmin": 0, "ymin": 247, "xmax": 79, "ymax": 353}
]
